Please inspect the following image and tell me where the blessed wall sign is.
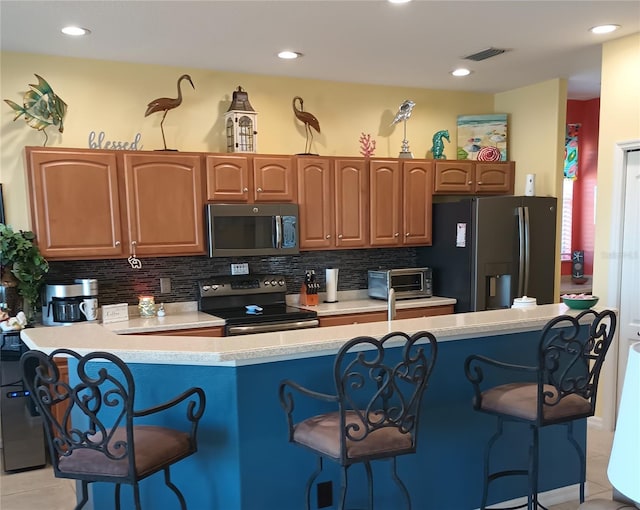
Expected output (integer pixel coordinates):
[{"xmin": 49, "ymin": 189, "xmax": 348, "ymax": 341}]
[{"xmin": 88, "ymin": 131, "xmax": 142, "ymax": 150}]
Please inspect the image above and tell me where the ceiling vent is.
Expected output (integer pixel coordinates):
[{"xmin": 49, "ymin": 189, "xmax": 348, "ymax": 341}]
[{"xmin": 463, "ymin": 47, "xmax": 509, "ymax": 62}]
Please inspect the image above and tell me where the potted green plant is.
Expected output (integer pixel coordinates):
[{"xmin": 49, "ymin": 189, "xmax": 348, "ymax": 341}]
[{"xmin": 0, "ymin": 223, "xmax": 49, "ymax": 323}]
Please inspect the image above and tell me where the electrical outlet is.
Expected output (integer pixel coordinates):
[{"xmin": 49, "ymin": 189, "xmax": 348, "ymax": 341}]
[
  {"xmin": 317, "ymin": 481, "xmax": 333, "ymax": 508},
  {"xmin": 231, "ymin": 263, "xmax": 249, "ymax": 275},
  {"xmin": 160, "ymin": 277, "xmax": 171, "ymax": 294}
]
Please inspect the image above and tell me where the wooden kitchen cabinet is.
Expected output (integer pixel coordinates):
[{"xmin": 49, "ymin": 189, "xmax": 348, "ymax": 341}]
[
  {"xmin": 51, "ymin": 357, "xmax": 69, "ymax": 438},
  {"xmin": 318, "ymin": 304, "xmax": 452, "ymax": 327},
  {"xmin": 395, "ymin": 304, "xmax": 454, "ymax": 319},
  {"xmin": 205, "ymin": 154, "xmax": 295, "ymax": 202},
  {"xmin": 25, "ymin": 147, "xmax": 125, "ymax": 259},
  {"xmin": 297, "ymin": 157, "xmax": 367, "ymax": 250},
  {"xmin": 135, "ymin": 326, "xmax": 224, "ymax": 337},
  {"xmin": 318, "ymin": 311, "xmax": 387, "ymax": 327},
  {"xmin": 369, "ymin": 159, "xmax": 433, "ymax": 247},
  {"xmin": 25, "ymin": 147, "xmax": 205, "ymax": 260},
  {"xmin": 121, "ymin": 152, "xmax": 205, "ymax": 256},
  {"xmin": 434, "ymin": 160, "xmax": 514, "ymax": 195}
]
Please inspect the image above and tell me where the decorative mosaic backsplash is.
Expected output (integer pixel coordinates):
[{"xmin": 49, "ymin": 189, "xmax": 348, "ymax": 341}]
[{"xmin": 45, "ymin": 248, "xmax": 418, "ymax": 306}]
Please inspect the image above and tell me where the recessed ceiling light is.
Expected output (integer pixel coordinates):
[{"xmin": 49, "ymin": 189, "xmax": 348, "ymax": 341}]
[
  {"xmin": 590, "ymin": 24, "xmax": 621, "ymax": 35},
  {"xmin": 388, "ymin": 0, "xmax": 412, "ymax": 3},
  {"xmin": 61, "ymin": 26, "xmax": 91, "ymax": 36},
  {"xmin": 278, "ymin": 51, "xmax": 302, "ymax": 60},
  {"xmin": 451, "ymin": 68, "xmax": 472, "ymax": 77}
]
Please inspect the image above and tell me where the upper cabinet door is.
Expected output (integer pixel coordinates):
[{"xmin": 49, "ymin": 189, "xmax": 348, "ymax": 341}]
[
  {"xmin": 122, "ymin": 153, "xmax": 205, "ymax": 256},
  {"xmin": 205, "ymin": 155, "xmax": 250, "ymax": 202},
  {"xmin": 402, "ymin": 161, "xmax": 433, "ymax": 245},
  {"xmin": 475, "ymin": 162, "xmax": 515, "ymax": 194},
  {"xmin": 369, "ymin": 159, "xmax": 401, "ymax": 246},
  {"xmin": 253, "ymin": 156, "xmax": 296, "ymax": 202},
  {"xmin": 297, "ymin": 157, "xmax": 333, "ymax": 249},
  {"xmin": 25, "ymin": 147, "xmax": 125, "ymax": 259},
  {"xmin": 434, "ymin": 161, "xmax": 474, "ymax": 194},
  {"xmin": 334, "ymin": 158, "xmax": 368, "ymax": 248}
]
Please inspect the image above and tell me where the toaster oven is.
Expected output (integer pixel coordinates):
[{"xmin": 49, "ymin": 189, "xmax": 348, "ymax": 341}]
[{"xmin": 368, "ymin": 268, "xmax": 433, "ymax": 300}]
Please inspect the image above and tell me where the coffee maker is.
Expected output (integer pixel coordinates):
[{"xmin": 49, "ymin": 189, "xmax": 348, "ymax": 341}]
[{"xmin": 42, "ymin": 279, "xmax": 98, "ymax": 326}]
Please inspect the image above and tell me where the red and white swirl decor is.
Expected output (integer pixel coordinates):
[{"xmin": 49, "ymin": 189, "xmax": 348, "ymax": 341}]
[{"xmin": 477, "ymin": 146, "xmax": 502, "ymax": 161}]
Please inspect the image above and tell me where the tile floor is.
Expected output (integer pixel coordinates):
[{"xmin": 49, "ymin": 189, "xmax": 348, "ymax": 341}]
[{"xmin": 0, "ymin": 425, "xmax": 615, "ymax": 510}]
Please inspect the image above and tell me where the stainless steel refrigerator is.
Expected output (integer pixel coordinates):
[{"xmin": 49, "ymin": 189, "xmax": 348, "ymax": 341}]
[{"xmin": 418, "ymin": 196, "xmax": 557, "ymax": 313}]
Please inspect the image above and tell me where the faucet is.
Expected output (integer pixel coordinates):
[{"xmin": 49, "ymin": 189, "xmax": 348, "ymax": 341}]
[{"xmin": 387, "ymin": 288, "xmax": 396, "ymax": 321}]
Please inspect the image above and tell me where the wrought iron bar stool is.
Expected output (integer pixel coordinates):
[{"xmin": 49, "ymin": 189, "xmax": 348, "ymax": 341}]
[
  {"xmin": 464, "ymin": 309, "xmax": 616, "ymax": 510},
  {"xmin": 20, "ymin": 349, "xmax": 206, "ymax": 510},
  {"xmin": 279, "ymin": 330, "xmax": 438, "ymax": 510}
]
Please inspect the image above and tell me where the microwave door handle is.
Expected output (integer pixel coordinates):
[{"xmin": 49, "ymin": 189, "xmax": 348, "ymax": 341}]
[{"xmin": 275, "ymin": 215, "xmax": 282, "ymax": 248}]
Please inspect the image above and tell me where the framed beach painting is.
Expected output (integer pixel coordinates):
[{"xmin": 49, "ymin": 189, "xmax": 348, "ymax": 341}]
[{"xmin": 457, "ymin": 114, "xmax": 508, "ymax": 161}]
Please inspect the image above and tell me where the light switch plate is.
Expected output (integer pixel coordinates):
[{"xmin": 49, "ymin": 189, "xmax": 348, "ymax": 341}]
[
  {"xmin": 231, "ymin": 263, "xmax": 249, "ymax": 275},
  {"xmin": 101, "ymin": 303, "xmax": 129, "ymax": 324}
]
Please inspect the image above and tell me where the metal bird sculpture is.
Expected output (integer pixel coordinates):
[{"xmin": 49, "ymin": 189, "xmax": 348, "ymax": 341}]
[
  {"xmin": 4, "ymin": 74, "xmax": 67, "ymax": 147},
  {"xmin": 292, "ymin": 96, "xmax": 320, "ymax": 155},
  {"xmin": 144, "ymin": 74, "xmax": 195, "ymax": 150},
  {"xmin": 390, "ymin": 99, "xmax": 416, "ymax": 158}
]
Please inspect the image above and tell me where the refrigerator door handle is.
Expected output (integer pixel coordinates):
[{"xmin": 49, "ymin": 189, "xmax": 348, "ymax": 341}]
[
  {"xmin": 518, "ymin": 206, "xmax": 526, "ymax": 296},
  {"xmin": 523, "ymin": 206, "xmax": 531, "ymax": 296}
]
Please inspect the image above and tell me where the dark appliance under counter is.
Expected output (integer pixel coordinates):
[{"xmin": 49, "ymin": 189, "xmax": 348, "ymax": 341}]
[
  {"xmin": 0, "ymin": 331, "xmax": 46, "ymax": 471},
  {"xmin": 198, "ymin": 275, "xmax": 318, "ymax": 336}
]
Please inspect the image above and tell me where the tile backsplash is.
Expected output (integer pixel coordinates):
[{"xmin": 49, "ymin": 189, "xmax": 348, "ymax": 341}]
[{"xmin": 45, "ymin": 248, "xmax": 418, "ymax": 306}]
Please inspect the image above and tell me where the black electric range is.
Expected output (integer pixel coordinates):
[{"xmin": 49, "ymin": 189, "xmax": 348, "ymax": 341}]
[{"xmin": 197, "ymin": 275, "xmax": 318, "ymax": 336}]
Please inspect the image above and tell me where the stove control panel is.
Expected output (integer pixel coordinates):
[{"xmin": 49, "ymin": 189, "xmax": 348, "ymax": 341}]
[{"xmin": 198, "ymin": 275, "xmax": 287, "ymax": 297}]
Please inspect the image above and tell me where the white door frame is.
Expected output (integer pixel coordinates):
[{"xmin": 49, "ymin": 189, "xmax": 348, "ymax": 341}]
[{"xmin": 603, "ymin": 138, "xmax": 640, "ymax": 429}]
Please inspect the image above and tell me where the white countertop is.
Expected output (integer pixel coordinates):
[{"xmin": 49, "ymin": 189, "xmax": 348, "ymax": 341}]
[
  {"xmin": 296, "ymin": 294, "xmax": 456, "ymax": 316},
  {"xmin": 98, "ymin": 292, "xmax": 455, "ymax": 334},
  {"xmin": 103, "ymin": 311, "xmax": 225, "ymax": 334},
  {"xmin": 21, "ymin": 303, "xmax": 595, "ymax": 367}
]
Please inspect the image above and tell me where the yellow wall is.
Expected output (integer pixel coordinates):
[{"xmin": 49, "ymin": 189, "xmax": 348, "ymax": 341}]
[
  {"xmin": 593, "ymin": 33, "xmax": 640, "ymax": 305},
  {"xmin": 1, "ymin": 52, "xmax": 497, "ymax": 229},
  {"xmin": 1, "ymin": 52, "xmax": 573, "ymax": 234},
  {"xmin": 494, "ymin": 78, "xmax": 568, "ymax": 297}
]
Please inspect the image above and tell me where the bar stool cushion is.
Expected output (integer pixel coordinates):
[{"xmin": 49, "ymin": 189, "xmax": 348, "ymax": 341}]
[
  {"xmin": 59, "ymin": 425, "xmax": 192, "ymax": 478},
  {"xmin": 480, "ymin": 383, "xmax": 592, "ymax": 421},
  {"xmin": 577, "ymin": 500, "xmax": 637, "ymax": 509},
  {"xmin": 293, "ymin": 410, "xmax": 414, "ymax": 460}
]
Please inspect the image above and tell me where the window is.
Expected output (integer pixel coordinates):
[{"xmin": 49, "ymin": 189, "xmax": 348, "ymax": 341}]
[{"xmin": 560, "ymin": 178, "xmax": 573, "ymax": 261}]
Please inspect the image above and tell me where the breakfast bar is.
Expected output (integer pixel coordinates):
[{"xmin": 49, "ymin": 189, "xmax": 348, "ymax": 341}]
[{"xmin": 21, "ymin": 304, "xmax": 596, "ymax": 510}]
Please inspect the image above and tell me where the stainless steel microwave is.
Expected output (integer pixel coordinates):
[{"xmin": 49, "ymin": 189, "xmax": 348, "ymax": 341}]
[
  {"xmin": 368, "ymin": 267, "xmax": 433, "ymax": 300},
  {"xmin": 206, "ymin": 203, "xmax": 299, "ymax": 257}
]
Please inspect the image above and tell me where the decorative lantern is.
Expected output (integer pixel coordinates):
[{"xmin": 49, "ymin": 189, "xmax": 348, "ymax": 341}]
[{"xmin": 224, "ymin": 86, "xmax": 258, "ymax": 153}]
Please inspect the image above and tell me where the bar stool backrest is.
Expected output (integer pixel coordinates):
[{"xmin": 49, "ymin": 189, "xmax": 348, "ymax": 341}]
[
  {"xmin": 536, "ymin": 309, "xmax": 617, "ymax": 425},
  {"xmin": 332, "ymin": 331, "xmax": 438, "ymax": 461}
]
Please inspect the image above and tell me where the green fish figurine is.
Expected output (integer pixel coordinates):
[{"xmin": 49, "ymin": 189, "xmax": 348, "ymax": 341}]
[{"xmin": 4, "ymin": 74, "xmax": 67, "ymax": 145}]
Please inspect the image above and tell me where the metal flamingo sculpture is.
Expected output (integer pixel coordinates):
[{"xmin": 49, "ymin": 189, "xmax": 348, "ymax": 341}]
[
  {"xmin": 292, "ymin": 96, "xmax": 320, "ymax": 154},
  {"xmin": 144, "ymin": 74, "xmax": 195, "ymax": 150}
]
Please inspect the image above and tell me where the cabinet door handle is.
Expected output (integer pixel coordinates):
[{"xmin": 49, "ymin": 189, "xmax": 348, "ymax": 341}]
[
  {"xmin": 478, "ymin": 181, "xmax": 483, "ymax": 185},
  {"xmin": 326, "ymin": 234, "xmax": 331, "ymax": 239},
  {"xmin": 115, "ymin": 241, "xmax": 121, "ymax": 246},
  {"xmin": 257, "ymin": 187, "xmax": 263, "ymax": 193},
  {"xmin": 468, "ymin": 181, "xmax": 473, "ymax": 185},
  {"xmin": 243, "ymin": 187, "xmax": 248, "ymax": 192},
  {"xmin": 394, "ymin": 232, "xmax": 399, "ymax": 237},
  {"xmin": 338, "ymin": 234, "xmax": 343, "ymax": 239},
  {"xmin": 405, "ymin": 233, "xmax": 410, "ymax": 237}
]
